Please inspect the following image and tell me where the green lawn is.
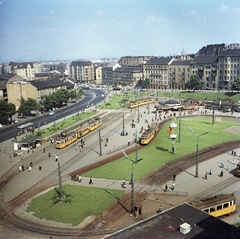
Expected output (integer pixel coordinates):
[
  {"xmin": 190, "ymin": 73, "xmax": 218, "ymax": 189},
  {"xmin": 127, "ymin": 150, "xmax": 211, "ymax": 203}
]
[
  {"xmin": 82, "ymin": 116, "xmax": 240, "ymax": 181},
  {"xmin": 26, "ymin": 185, "xmax": 123, "ymax": 226},
  {"xmin": 100, "ymin": 91, "xmax": 239, "ymax": 110},
  {"xmin": 26, "ymin": 99, "xmax": 240, "ymax": 226},
  {"xmin": 31, "ymin": 111, "xmax": 96, "ymax": 138}
]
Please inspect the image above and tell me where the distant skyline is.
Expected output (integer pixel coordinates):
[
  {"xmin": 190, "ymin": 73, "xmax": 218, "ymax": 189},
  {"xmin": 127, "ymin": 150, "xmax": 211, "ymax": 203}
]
[{"xmin": 0, "ymin": 0, "xmax": 240, "ymax": 63}]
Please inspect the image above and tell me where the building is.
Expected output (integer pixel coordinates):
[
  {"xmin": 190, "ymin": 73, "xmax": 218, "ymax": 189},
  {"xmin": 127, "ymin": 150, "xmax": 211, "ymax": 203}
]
[
  {"xmin": 104, "ymin": 203, "xmax": 240, "ymax": 239},
  {"xmin": 217, "ymin": 49, "xmax": 240, "ymax": 90},
  {"xmin": 143, "ymin": 57, "xmax": 174, "ymax": 90},
  {"xmin": 190, "ymin": 55, "xmax": 218, "ymax": 90},
  {"xmin": 168, "ymin": 60, "xmax": 192, "ymax": 90},
  {"xmin": 6, "ymin": 78, "xmax": 66, "ymax": 109},
  {"xmin": 102, "ymin": 62, "xmax": 121, "ymax": 86},
  {"xmin": 69, "ymin": 60, "xmax": 94, "ymax": 83},
  {"xmin": 112, "ymin": 66, "xmax": 143, "ymax": 88},
  {"xmin": 118, "ymin": 56, "xmax": 152, "ymax": 66},
  {"xmin": 94, "ymin": 65, "xmax": 102, "ymax": 85},
  {"xmin": 4, "ymin": 61, "xmax": 42, "ymax": 81}
]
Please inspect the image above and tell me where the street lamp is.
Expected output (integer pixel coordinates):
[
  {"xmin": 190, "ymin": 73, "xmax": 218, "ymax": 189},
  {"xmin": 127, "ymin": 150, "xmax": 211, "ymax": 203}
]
[
  {"xmin": 122, "ymin": 134, "xmax": 143, "ymax": 216},
  {"xmin": 188, "ymin": 127, "xmax": 209, "ymax": 178}
]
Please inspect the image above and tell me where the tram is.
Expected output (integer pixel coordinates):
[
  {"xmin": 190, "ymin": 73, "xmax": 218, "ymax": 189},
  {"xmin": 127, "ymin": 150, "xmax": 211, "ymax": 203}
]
[
  {"xmin": 190, "ymin": 194, "xmax": 236, "ymax": 217},
  {"xmin": 56, "ymin": 119, "xmax": 102, "ymax": 149},
  {"xmin": 140, "ymin": 123, "xmax": 159, "ymax": 145},
  {"xmin": 128, "ymin": 99, "xmax": 155, "ymax": 109}
]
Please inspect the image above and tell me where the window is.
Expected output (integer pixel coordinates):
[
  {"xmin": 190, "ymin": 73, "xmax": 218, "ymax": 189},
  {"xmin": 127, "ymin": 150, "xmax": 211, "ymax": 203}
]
[{"xmin": 223, "ymin": 203, "xmax": 229, "ymax": 209}]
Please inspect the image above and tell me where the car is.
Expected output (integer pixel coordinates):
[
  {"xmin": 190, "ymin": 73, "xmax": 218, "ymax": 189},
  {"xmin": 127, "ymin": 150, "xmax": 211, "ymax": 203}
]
[
  {"xmin": 49, "ymin": 111, "xmax": 55, "ymax": 116},
  {"xmin": 0, "ymin": 124, "xmax": 2, "ymax": 128}
]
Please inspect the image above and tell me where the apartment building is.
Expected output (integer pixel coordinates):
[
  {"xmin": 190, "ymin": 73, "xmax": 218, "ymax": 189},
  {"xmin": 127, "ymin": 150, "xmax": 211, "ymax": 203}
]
[
  {"xmin": 4, "ymin": 62, "xmax": 42, "ymax": 81},
  {"xmin": 217, "ymin": 49, "xmax": 240, "ymax": 90},
  {"xmin": 112, "ymin": 66, "xmax": 142, "ymax": 88},
  {"xmin": 102, "ymin": 62, "xmax": 121, "ymax": 86},
  {"xmin": 6, "ymin": 77, "xmax": 66, "ymax": 109},
  {"xmin": 143, "ymin": 57, "xmax": 174, "ymax": 90},
  {"xmin": 118, "ymin": 56, "xmax": 152, "ymax": 66},
  {"xmin": 168, "ymin": 60, "xmax": 192, "ymax": 90},
  {"xmin": 190, "ymin": 55, "xmax": 218, "ymax": 90},
  {"xmin": 69, "ymin": 60, "xmax": 94, "ymax": 83}
]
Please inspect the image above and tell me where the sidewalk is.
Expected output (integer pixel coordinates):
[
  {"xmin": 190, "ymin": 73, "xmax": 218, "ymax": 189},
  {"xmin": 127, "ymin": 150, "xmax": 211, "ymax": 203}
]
[{"xmin": 1, "ymin": 104, "xmax": 240, "ymax": 238}]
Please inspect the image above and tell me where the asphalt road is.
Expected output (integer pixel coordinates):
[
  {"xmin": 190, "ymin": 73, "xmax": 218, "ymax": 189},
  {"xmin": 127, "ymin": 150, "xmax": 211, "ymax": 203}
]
[{"xmin": 0, "ymin": 89, "xmax": 106, "ymax": 143}]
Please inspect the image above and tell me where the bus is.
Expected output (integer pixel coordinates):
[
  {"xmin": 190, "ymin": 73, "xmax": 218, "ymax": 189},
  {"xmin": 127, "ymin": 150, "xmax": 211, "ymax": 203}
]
[{"xmin": 17, "ymin": 122, "xmax": 34, "ymax": 135}]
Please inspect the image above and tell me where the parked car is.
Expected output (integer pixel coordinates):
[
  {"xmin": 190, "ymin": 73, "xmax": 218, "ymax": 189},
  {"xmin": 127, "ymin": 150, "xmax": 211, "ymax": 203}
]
[
  {"xmin": 49, "ymin": 111, "xmax": 55, "ymax": 116},
  {"xmin": 0, "ymin": 124, "xmax": 2, "ymax": 128}
]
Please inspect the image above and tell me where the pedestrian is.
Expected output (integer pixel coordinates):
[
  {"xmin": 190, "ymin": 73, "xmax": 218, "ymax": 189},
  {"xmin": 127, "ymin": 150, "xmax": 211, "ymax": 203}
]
[
  {"xmin": 89, "ymin": 176, "xmax": 93, "ymax": 185},
  {"xmin": 55, "ymin": 155, "xmax": 58, "ymax": 162},
  {"xmin": 209, "ymin": 168, "xmax": 213, "ymax": 175},
  {"xmin": 28, "ymin": 148, "xmax": 30, "ymax": 154},
  {"xmin": 4, "ymin": 147, "xmax": 6, "ymax": 153},
  {"xmin": 113, "ymin": 142, "xmax": 116, "ymax": 147},
  {"xmin": 78, "ymin": 175, "xmax": 82, "ymax": 182},
  {"xmin": 172, "ymin": 181, "xmax": 175, "ymax": 190},
  {"xmin": 122, "ymin": 179, "xmax": 126, "ymax": 188},
  {"xmin": 9, "ymin": 155, "xmax": 12, "ymax": 163},
  {"xmin": 205, "ymin": 171, "xmax": 208, "ymax": 180},
  {"xmin": 165, "ymin": 184, "xmax": 168, "ymax": 192},
  {"xmin": 172, "ymin": 174, "xmax": 176, "ymax": 181},
  {"xmin": 43, "ymin": 148, "xmax": 45, "ymax": 153},
  {"xmin": 30, "ymin": 162, "xmax": 33, "ymax": 167},
  {"xmin": 29, "ymin": 165, "xmax": 32, "ymax": 172},
  {"xmin": 38, "ymin": 165, "xmax": 42, "ymax": 170},
  {"xmin": 220, "ymin": 170, "xmax": 224, "ymax": 177},
  {"xmin": 227, "ymin": 164, "xmax": 229, "ymax": 171},
  {"xmin": 19, "ymin": 165, "xmax": 22, "ymax": 172},
  {"xmin": 106, "ymin": 138, "xmax": 108, "ymax": 143},
  {"xmin": 22, "ymin": 165, "xmax": 25, "ymax": 171}
]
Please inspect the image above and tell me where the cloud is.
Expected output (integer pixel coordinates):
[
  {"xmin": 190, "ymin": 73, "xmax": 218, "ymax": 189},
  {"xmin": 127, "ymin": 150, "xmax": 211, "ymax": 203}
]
[{"xmin": 218, "ymin": 4, "xmax": 240, "ymax": 14}]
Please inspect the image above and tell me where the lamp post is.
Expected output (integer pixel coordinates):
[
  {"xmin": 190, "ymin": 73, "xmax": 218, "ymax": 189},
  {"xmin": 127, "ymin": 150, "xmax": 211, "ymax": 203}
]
[
  {"xmin": 212, "ymin": 106, "xmax": 215, "ymax": 125},
  {"xmin": 122, "ymin": 133, "xmax": 143, "ymax": 216},
  {"xmin": 188, "ymin": 127, "xmax": 209, "ymax": 178}
]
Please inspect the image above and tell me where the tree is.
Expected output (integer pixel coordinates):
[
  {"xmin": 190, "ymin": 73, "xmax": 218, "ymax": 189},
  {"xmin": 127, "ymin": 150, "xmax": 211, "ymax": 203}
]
[
  {"xmin": 186, "ymin": 74, "xmax": 201, "ymax": 90},
  {"xmin": 142, "ymin": 78, "xmax": 150, "ymax": 90},
  {"xmin": 18, "ymin": 97, "xmax": 37, "ymax": 116},
  {"xmin": 231, "ymin": 77, "xmax": 240, "ymax": 92},
  {"xmin": 0, "ymin": 100, "xmax": 16, "ymax": 124}
]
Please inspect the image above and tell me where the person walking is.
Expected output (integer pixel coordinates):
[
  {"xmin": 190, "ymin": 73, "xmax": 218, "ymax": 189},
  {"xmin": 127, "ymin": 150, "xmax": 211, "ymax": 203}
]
[
  {"xmin": 89, "ymin": 176, "xmax": 93, "ymax": 185},
  {"xmin": 55, "ymin": 155, "xmax": 58, "ymax": 162},
  {"xmin": 172, "ymin": 181, "xmax": 175, "ymax": 190},
  {"xmin": 165, "ymin": 184, "xmax": 168, "ymax": 192},
  {"xmin": 172, "ymin": 174, "xmax": 176, "ymax": 181},
  {"xmin": 209, "ymin": 168, "xmax": 213, "ymax": 175},
  {"xmin": 19, "ymin": 165, "xmax": 22, "ymax": 172},
  {"xmin": 29, "ymin": 165, "xmax": 32, "ymax": 172},
  {"xmin": 205, "ymin": 171, "xmax": 208, "ymax": 180}
]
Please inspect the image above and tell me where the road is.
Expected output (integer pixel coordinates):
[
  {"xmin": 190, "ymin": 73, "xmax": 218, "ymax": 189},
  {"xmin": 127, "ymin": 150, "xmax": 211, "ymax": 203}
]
[{"xmin": 0, "ymin": 89, "xmax": 105, "ymax": 143}]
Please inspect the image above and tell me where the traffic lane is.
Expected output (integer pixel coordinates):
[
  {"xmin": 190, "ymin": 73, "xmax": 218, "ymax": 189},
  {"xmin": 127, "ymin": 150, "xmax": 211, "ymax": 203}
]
[{"xmin": 0, "ymin": 90, "xmax": 105, "ymax": 143}]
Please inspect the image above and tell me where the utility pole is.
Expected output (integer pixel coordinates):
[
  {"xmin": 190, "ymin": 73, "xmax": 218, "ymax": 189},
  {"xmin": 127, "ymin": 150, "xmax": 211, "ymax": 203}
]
[
  {"xmin": 98, "ymin": 128, "xmax": 102, "ymax": 156},
  {"xmin": 58, "ymin": 163, "xmax": 63, "ymax": 200}
]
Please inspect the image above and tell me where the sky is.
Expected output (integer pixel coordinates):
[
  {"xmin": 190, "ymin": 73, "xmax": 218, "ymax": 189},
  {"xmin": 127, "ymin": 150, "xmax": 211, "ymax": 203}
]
[{"xmin": 0, "ymin": 0, "xmax": 240, "ymax": 63}]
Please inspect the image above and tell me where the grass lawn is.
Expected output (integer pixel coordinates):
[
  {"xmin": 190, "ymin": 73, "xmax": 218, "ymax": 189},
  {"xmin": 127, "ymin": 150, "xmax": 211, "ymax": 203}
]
[
  {"xmin": 26, "ymin": 185, "xmax": 123, "ymax": 226},
  {"xmin": 82, "ymin": 116, "xmax": 240, "ymax": 181},
  {"xmin": 100, "ymin": 91, "xmax": 239, "ymax": 110},
  {"xmin": 31, "ymin": 111, "xmax": 96, "ymax": 138},
  {"xmin": 26, "ymin": 116, "xmax": 240, "ymax": 225}
]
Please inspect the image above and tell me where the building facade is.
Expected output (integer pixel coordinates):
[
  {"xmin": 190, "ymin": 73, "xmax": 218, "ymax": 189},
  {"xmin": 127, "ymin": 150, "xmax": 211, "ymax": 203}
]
[
  {"xmin": 143, "ymin": 57, "xmax": 174, "ymax": 90},
  {"xmin": 217, "ymin": 49, "xmax": 240, "ymax": 90},
  {"xmin": 112, "ymin": 66, "xmax": 143, "ymax": 88},
  {"xmin": 102, "ymin": 62, "xmax": 121, "ymax": 86},
  {"xmin": 69, "ymin": 61, "xmax": 94, "ymax": 83}
]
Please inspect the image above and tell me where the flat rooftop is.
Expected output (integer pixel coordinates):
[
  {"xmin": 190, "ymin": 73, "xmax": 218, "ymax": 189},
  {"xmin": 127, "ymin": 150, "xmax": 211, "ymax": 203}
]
[{"xmin": 104, "ymin": 203, "xmax": 240, "ymax": 239}]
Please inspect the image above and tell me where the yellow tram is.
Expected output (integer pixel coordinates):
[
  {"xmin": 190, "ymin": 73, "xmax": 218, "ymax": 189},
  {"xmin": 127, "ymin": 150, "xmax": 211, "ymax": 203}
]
[
  {"xmin": 128, "ymin": 99, "xmax": 155, "ymax": 109},
  {"xmin": 55, "ymin": 119, "xmax": 102, "ymax": 149},
  {"xmin": 140, "ymin": 123, "xmax": 159, "ymax": 145},
  {"xmin": 190, "ymin": 194, "xmax": 236, "ymax": 217}
]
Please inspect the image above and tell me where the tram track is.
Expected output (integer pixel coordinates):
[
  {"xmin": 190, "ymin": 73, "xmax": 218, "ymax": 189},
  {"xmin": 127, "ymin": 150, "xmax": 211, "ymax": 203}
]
[
  {"xmin": 0, "ymin": 110, "xmax": 136, "ymax": 237},
  {"xmin": 1, "ymin": 113, "xmax": 240, "ymax": 238}
]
